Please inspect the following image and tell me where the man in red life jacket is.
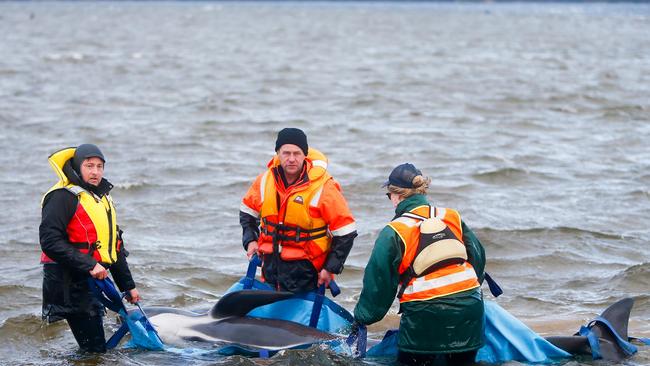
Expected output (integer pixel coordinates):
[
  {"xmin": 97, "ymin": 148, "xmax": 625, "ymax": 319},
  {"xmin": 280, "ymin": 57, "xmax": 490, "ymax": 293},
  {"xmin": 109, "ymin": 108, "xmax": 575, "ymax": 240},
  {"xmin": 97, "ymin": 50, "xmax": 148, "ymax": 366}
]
[
  {"xmin": 39, "ymin": 144, "xmax": 140, "ymax": 353},
  {"xmin": 240, "ymin": 128, "xmax": 357, "ymax": 292}
]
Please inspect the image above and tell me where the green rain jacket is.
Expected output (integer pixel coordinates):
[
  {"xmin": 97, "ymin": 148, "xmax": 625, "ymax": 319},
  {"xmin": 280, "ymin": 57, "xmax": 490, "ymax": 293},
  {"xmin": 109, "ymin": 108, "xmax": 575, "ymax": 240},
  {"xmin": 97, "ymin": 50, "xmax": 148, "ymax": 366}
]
[{"xmin": 354, "ymin": 194, "xmax": 486, "ymax": 354}]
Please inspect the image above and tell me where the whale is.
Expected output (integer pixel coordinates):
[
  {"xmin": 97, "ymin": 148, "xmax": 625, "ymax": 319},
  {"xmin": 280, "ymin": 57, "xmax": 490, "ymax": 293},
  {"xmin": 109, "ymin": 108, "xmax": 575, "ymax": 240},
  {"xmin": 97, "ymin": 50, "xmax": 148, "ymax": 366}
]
[{"xmin": 142, "ymin": 290, "xmax": 338, "ymax": 351}]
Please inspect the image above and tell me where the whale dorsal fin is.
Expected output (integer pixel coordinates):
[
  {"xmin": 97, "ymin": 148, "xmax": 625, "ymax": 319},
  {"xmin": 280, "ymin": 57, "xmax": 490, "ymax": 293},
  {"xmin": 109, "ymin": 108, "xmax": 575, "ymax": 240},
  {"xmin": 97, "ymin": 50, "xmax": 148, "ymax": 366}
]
[
  {"xmin": 582, "ymin": 297, "xmax": 636, "ymax": 361},
  {"xmin": 211, "ymin": 290, "xmax": 294, "ymax": 318},
  {"xmin": 592, "ymin": 297, "xmax": 633, "ymax": 340}
]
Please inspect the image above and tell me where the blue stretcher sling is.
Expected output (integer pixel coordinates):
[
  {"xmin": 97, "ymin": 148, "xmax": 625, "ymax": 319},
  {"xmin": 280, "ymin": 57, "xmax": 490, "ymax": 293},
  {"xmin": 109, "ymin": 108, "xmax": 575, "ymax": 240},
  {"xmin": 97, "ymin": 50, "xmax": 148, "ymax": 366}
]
[
  {"xmin": 225, "ymin": 256, "xmax": 355, "ymax": 334},
  {"xmin": 88, "ymin": 277, "xmax": 164, "ymax": 350},
  {"xmin": 220, "ymin": 278, "xmax": 358, "ymax": 357}
]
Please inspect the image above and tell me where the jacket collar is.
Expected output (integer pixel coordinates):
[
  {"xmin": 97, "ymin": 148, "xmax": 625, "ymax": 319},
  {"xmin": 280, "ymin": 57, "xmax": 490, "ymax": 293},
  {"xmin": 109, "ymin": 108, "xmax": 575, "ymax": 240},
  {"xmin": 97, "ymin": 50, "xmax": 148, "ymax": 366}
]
[
  {"xmin": 267, "ymin": 148, "xmax": 328, "ymax": 183},
  {"xmin": 393, "ymin": 194, "xmax": 429, "ymax": 219},
  {"xmin": 274, "ymin": 163, "xmax": 308, "ymax": 192}
]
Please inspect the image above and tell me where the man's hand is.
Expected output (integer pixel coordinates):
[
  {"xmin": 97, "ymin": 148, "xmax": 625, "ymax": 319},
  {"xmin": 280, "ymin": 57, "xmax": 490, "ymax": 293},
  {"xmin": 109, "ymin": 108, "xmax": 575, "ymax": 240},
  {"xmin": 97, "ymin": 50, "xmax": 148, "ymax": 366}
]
[
  {"xmin": 126, "ymin": 288, "xmax": 140, "ymax": 304},
  {"xmin": 246, "ymin": 241, "xmax": 259, "ymax": 260},
  {"xmin": 318, "ymin": 269, "xmax": 333, "ymax": 287},
  {"xmin": 89, "ymin": 263, "xmax": 108, "ymax": 279}
]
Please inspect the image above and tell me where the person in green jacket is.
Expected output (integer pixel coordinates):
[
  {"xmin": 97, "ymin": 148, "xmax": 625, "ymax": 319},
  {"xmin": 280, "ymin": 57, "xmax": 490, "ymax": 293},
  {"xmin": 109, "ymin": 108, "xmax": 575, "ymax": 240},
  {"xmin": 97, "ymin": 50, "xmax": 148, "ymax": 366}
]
[{"xmin": 354, "ymin": 163, "xmax": 486, "ymax": 366}]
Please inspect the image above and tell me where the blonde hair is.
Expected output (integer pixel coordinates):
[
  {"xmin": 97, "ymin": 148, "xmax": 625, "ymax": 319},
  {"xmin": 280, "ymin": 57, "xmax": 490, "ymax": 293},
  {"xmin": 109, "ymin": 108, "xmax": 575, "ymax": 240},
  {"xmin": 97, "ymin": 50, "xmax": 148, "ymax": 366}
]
[{"xmin": 387, "ymin": 175, "xmax": 431, "ymax": 199}]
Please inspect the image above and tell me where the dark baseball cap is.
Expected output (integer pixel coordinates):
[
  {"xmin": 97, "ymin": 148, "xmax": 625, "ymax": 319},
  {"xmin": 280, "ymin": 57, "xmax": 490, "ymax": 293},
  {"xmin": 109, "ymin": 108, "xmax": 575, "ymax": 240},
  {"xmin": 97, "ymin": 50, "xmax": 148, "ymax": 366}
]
[{"xmin": 382, "ymin": 163, "xmax": 422, "ymax": 188}]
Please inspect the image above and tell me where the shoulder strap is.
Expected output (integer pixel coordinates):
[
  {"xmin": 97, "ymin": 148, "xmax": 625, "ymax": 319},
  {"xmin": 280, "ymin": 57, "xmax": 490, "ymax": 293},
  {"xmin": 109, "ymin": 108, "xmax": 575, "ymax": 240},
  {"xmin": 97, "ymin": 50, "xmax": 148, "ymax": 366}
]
[
  {"xmin": 395, "ymin": 205, "xmax": 431, "ymax": 299},
  {"xmin": 64, "ymin": 185, "xmax": 86, "ymax": 196},
  {"xmin": 401, "ymin": 212, "xmax": 426, "ymax": 221},
  {"xmin": 400, "ymin": 204, "xmax": 432, "ymax": 221}
]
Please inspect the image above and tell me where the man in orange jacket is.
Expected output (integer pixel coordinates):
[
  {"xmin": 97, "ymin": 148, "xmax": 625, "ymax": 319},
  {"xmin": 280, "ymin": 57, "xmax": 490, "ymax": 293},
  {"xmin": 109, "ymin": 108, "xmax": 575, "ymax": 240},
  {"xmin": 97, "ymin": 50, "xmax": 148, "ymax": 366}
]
[{"xmin": 240, "ymin": 128, "xmax": 357, "ymax": 292}]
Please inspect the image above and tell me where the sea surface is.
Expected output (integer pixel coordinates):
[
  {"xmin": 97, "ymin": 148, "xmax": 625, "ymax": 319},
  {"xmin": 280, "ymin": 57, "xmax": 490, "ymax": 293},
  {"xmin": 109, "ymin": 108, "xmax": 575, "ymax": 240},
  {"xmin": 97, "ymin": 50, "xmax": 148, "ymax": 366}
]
[{"xmin": 0, "ymin": 2, "xmax": 649, "ymax": 365}]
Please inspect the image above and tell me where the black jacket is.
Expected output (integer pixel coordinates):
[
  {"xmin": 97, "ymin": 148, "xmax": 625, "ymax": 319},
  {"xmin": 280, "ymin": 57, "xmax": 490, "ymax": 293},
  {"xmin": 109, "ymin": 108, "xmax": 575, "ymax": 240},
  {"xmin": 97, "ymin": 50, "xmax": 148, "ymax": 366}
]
[{"xmin": 40, "ymin": 182, "xmax": 135, "ymax": 321}]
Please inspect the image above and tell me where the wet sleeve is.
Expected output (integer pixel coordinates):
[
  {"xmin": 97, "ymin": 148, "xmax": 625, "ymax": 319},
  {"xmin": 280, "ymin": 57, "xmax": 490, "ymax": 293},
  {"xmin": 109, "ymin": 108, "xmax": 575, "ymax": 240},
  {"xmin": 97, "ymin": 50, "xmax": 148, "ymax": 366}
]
[
  {"xmin": 39, "ymin": 190, "xmax": 97, "ymax": 272},
  {"xmin": 110, "ymin": 246, "xmax": 136, "ymax": 292},
  {"xmin": 323, "ymin": 231, "xmax": 357, "ymax": 274},
  {"xmin": 462, "ymin": 221, "xmax": 486, "ymax": 284},
  {"xmin": 353, "ymin": 226, "xmax": 402, "ymax": 325},
  {"xmin": 318, "ymin": 179, "xmax": 357, "ymax": 273},
  {"xmin": 239, "ymin": 174, "xmax": 264, "ymax": 249},
  {"xmin": 239, "ymin": 211, "xmax": 260, "ymax": 250}
]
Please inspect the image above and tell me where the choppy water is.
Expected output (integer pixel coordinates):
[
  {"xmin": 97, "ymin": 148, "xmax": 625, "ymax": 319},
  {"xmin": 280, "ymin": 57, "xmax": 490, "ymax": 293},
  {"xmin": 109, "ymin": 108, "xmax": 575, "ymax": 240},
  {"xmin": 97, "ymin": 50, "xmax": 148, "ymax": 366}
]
[{"xmin": 1, "ymin": 2, "xmax": 649, "ymax": 365}]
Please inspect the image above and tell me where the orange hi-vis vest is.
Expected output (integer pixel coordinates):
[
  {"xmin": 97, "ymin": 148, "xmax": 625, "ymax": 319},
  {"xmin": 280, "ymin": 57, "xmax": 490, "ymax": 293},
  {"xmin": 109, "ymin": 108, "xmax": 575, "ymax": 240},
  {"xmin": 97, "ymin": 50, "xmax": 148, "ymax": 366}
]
[
  {"xmin": 40, "ymin": 147, "xmax": 120, "ymax": 265},
  {"xmin": 388, "ymin": 205, "xmax": 480, "ymax": 303},
  {"xmin": 257, "ymin": 149, "xmax": 333, "ymax": 271}
]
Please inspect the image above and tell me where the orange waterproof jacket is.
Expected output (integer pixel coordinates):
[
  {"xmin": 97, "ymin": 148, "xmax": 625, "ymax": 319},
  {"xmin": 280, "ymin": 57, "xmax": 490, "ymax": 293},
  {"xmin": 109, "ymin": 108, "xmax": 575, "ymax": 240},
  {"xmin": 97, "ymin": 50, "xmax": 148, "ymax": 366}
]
[
  {"xmin": 388, "ymin": 205, "xmax": 480, "ymax": 303},
  {"xmin": 240, "ymin": 148, "xmax": 356, "ymax": 271}
]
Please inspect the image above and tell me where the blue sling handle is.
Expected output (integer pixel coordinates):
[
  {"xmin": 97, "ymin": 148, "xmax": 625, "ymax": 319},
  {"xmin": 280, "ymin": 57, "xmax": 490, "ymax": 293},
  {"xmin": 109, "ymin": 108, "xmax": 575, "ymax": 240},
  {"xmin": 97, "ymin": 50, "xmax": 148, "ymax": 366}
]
[
  {"xmin": 309, "ymin": 281, "xmax": 341, "ymax": 328},
  {"xmin": 631, "ymin": 337, "xmax": 650, "ymax": 345},
  {"xmin": 88, "ymin": 277, "xmax": 126, "ymax": 313},
  {"xmin": 106, "ymin": 321, "xmax": 131, "ymax": 349},
  {"xmin": 243, "ymin": 254, "xmax": 263, "ymax": 290},
  {"xmin": 578, "ymin": 324, "xmax": 603, "ymax": 360},
  {"xmin": 484, "ymin": 272, "xmax": 503, "ymax": 298},
  {"xmin": 345, "ymin": 322, "xmax": 368, "ymax": 358},
  {"xmin": 88, "ymin": 277, "xmax": 130, "ymax": 349},
  {"xmin": 88, "ymin": 277, "xmax": 164, "ymax": 350}
]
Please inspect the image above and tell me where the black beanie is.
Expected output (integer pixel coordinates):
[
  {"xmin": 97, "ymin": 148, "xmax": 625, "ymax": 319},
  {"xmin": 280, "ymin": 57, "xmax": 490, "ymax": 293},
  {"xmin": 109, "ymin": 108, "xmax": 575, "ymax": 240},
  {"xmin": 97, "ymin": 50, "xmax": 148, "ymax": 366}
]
[
  {"xmin": 72, "ymin": 144, "xmax": 105, "ymax": 174},
  {"xmin": 275, "ymin": 128, "xmax": 308, "ymax": 156}
]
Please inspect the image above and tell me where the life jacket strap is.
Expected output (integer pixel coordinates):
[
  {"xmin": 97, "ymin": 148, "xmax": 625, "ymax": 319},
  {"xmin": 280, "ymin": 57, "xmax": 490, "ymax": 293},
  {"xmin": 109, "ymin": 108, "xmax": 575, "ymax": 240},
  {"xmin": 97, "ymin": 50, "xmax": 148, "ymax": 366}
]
[
  {"xmin": 263, "ymin": 230, "xmax": 329, "ymax": 243},
  {"xmin": 484, "ymin": 272, "xmax": 503, "ymax": 297},
  {"xmin": 261, "ymin": 219, "xmax": 329, "ymax": 243},
  {"xmin": 263, "ymin": 219, "xmax": 328, "ymax": 233}
]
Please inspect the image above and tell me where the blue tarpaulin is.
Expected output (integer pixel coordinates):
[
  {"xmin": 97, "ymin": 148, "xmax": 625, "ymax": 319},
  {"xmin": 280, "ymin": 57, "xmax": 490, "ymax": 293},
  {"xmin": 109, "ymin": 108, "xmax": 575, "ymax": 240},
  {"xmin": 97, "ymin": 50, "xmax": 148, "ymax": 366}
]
[
  {"xmin": 366, "ymin": 300, "xmax": 571, "ymax": 363},
  {"xmin": 477, "ymin": 300, "xmax": 571, "ymax": 363}
]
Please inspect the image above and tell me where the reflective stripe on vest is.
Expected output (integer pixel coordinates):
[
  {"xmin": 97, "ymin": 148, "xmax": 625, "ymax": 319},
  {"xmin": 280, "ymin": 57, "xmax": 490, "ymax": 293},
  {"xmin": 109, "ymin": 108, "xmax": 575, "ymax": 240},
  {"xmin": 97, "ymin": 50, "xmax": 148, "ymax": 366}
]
[
  {"xmin": 401, "ymin": 262, "xmax": 479, "ymax": 302},
  {"xmin": 389, "ymin": 205, "xmax": 480, "ymax": 303}
]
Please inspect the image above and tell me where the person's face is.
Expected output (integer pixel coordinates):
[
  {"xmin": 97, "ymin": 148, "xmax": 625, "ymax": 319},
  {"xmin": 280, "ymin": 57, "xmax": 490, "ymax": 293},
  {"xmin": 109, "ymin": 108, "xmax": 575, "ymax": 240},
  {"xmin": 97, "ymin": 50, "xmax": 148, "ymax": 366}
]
[
  {"xmin": 80, "ymin": 157, "xmax": 104, "ymax": 186},
  {"xmin": 387, "ymin": 191, "xmax": 401, "ymax": 207},
  {"xmin": 278, "ymin": 144, "xmax": 305, "ymax": 177}
]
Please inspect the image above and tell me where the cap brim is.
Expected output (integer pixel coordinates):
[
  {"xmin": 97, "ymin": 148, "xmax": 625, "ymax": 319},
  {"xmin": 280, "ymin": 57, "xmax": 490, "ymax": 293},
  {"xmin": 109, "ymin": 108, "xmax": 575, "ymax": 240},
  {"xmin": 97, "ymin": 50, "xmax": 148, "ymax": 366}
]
[{"xmin": 381, "ymin": 180, "xmax": 390, "ymax": 188}]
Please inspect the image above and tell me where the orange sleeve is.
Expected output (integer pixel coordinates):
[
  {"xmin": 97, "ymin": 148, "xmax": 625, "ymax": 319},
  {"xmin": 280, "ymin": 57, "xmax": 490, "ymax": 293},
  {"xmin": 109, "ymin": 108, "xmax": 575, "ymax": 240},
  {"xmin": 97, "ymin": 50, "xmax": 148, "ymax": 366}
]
[
  {"xmin": 316, "ymin": 178, "xmax": 357, "ymax": 236},
  {"xmin": 240, "ymin": 172, "xmax": 265, "ymax": 218}
]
